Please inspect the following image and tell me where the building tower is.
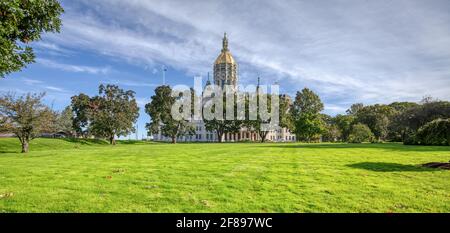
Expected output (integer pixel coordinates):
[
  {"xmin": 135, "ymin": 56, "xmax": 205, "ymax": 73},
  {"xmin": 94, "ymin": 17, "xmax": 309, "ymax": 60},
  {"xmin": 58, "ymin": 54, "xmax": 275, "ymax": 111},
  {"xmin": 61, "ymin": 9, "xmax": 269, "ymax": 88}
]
[{"xmin": 214, "ymin": 33, "xmax": 238, "ymax": 88}]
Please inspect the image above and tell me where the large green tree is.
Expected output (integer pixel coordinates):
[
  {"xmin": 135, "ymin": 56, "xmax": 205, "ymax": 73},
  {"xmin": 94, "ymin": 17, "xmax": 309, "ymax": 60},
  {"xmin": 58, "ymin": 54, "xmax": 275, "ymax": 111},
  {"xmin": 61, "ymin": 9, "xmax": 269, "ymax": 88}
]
[
  {"xmin": 321, "ymin": 114, "xmax": 341, "ymax": 142},
  {"xmin": 346, "ymin": 103, "xmax": 364, "ymax": 115},
  {"xmin": 348, "ymin": 123, "xmax": 374, "ymax": 143},
  {"xmin": 251, "ymin": 93, "xmax": 296, "ymax": 143},
  {"xmin": 203, "ymin": 92, "xmax": 241, "ymax": 143},
  {"xmin": 145, "ymin": 85, "xmax": 194, "ymax": 144},
  {"xmin": 292, "ymin": 88, "xmax": 324, "ymax": 142},
  {"xmin": 0, "ymin": 0, "xmax": 64, "ymax": 78},
  {"xmin": 387, "ymin": 101, "xmax": 419, "ymax": 141},
  {"xmin": 416, "ymin": 118, "xmax": 450, "ymax": 146},
  {"xmin": 70, "ymin": 93, "xmax": 91, "ymax": 138},
  {"xmin": 393, "ymin": 100, "xmax": 450, "ymax": 144},
  {"xmin": 396, "ymin": 100, "xmax": 450, "ymax": 132},
  {"xmin": 0, "ymin": 92, "xmax": 54, "ymax": 153},
  {"xmin": 55, "ymin": 105, "xmax": 73, "ymax": 136},
  {"xmin": 89, "ymin": 84, "xmax": 139, "ymax": 145},
  {"xmin": 355, "ymin": 104, "xmax": 395, "ymax": 141},
  {"xmin": 243, "ymin": 92, "xmax": 279, "ymax": 143},
  {"xmin": 333, "ymin": 114, "xmax": 355, "ymax": 141},
  {"xmin": 293, "ymin": 88, "xmax": 324, "ymax": 116},
  {"xmin": 279, "ymin": 94, "xmax": 295, "ymax": 132}
]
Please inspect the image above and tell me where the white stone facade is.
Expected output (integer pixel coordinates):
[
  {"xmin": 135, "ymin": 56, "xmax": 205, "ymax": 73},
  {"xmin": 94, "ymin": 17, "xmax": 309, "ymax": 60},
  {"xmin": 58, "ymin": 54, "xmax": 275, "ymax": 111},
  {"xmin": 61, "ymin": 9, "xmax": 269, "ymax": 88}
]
[{"xmin": 153, "ymin": 121, "xmax": 296, "ymax": 142}]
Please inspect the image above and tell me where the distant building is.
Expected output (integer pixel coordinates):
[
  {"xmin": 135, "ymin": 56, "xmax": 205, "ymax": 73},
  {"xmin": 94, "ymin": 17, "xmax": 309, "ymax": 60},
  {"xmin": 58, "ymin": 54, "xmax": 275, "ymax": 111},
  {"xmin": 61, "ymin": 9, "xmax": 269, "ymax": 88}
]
[
  {"xmin": 0, "ymin": 133, "xmax": 15, "ymax": 138},
  {"xmin": 40, "ymin": 132, "xmax": 70, "ymax": 138},
  {"xmin": 153, "ymin": 33, "xmax": 296, "ymax": 142}
]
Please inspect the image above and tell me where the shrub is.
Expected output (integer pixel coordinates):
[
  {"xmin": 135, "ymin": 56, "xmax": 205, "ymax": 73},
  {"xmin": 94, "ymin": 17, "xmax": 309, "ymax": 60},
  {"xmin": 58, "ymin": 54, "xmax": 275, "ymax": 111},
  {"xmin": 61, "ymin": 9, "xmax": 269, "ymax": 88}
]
[
  {"xmin": 416, "ymin": 118, "xmax": 450, "ymax": 146},
  {"xmin": 403, "ymin": 130, "xmax": 419, "ymax": 145},
  {"xmin": 348, "ymin": 123, "xmax": 374, "ymax": 143}
]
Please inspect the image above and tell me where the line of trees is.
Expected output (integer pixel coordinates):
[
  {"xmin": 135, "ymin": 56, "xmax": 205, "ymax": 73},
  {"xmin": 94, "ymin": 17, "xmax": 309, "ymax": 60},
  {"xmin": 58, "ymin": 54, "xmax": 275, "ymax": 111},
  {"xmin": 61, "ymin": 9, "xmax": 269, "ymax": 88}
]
[
  {"xmin": 145, "ymin": 85, "xmax": 449, "ymax": 145},
  {"xmin": 145, "ymin": 85, "xmax": 292, "ymax": 143},
  {"xmin": 70, "ymin": 84, "xmax": 140, "ymax": 145},
  {"xmin": 2, "ymin": 83, "xmax": 448, "ymax": 152},
  {"xmin": 293, "ymin": 94, "xmax": 450, "ymax": 145},
  {"xmin": 0, "ymin": 84, "xmax": 139, "ymax": 153}
]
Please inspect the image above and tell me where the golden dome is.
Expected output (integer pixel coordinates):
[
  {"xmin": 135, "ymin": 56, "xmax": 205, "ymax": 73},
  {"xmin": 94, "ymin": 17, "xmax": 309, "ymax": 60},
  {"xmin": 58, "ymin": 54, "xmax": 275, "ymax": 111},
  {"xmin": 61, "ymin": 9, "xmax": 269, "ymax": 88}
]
[
  {"xmin": 214, "ymin": 32, "xmax": 236, "ymax": 65},
  {"xmin": 214, "ymin": 51, "xmax": 236, "ymax": 65}
]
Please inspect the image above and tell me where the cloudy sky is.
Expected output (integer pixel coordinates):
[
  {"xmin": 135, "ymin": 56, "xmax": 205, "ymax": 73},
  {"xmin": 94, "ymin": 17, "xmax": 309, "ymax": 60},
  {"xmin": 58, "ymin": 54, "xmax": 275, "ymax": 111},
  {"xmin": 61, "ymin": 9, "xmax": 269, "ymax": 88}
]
[{"xmin": 2, "ymin": 0, "xmax": 450, "ymax": 138}]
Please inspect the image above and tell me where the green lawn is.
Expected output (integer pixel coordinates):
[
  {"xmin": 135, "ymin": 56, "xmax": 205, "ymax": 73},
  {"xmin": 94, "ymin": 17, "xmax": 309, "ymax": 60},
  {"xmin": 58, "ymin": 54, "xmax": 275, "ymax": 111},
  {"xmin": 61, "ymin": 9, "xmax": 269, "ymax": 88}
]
[{"xmin": 0, "ymin": 138, "xmax": 449, "ymax": 213}]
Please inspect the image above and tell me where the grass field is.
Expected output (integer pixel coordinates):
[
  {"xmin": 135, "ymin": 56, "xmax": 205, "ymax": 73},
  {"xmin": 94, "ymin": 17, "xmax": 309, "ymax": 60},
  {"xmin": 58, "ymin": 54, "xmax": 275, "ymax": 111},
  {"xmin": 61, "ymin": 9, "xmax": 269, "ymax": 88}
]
[{"xmin": 0, "ymin": 138, "xmax": 449, "ymax": 213}]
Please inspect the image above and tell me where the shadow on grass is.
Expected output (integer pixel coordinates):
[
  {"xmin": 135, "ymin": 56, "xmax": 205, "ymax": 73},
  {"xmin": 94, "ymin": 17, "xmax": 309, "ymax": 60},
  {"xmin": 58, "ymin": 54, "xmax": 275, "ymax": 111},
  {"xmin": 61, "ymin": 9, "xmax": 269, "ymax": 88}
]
[
  {"xmin": 63, "ymin": 138, "xmax": 150, "ymax": 145},
  {"xmin": 347, "ymin": 162, "xmax": 436, "ymax": 172},
  {"xmin": 0, "ymin": 150, "xmax": 19, "ymax": 154},
  {"xmin": 263, "ymin": 143, "xmax": 450, "ymax": 152}
]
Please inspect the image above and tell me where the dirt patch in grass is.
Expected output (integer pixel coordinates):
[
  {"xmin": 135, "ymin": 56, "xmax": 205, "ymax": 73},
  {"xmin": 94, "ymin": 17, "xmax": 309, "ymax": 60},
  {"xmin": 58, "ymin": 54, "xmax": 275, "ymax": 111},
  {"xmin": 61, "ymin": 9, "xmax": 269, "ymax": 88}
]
[{"xmin": 422, "ymin": 161, "xmax": 450, "ymax": 170}]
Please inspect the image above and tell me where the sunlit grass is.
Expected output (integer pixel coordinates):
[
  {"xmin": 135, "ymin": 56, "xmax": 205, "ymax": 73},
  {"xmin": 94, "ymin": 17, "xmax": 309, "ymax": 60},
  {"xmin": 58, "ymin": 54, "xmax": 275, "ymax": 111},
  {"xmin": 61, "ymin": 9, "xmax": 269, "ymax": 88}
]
[{"xmin": 0, "ymin": 138, "xmax": 449, "ymax": 213}]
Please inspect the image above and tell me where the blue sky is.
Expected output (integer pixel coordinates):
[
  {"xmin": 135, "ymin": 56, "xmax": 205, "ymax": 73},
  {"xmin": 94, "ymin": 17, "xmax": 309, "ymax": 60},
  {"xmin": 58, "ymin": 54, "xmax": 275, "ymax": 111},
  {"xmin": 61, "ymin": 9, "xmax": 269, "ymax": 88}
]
[{"xmin": 1, "ymin": 0, "xmax": 450, "ymax": 139}]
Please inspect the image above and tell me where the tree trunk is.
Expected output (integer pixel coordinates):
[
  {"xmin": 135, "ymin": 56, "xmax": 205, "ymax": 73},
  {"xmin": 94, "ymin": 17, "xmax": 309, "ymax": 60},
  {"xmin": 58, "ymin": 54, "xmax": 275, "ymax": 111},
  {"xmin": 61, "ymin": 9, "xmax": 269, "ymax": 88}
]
[
  {"xmin": 21, "ymin": 141, "xmax": 29, "ymax": 153},
  {"xmin": 109, "ymin": 136, "xmax": 116, "ymax": 145},
  {"xmin": 217, "ymin": 132, "xmax": 223, "ymax": 142},
  {"xmin": 259, "ymin": 132, "xmax": 268, "ymax": 143},
  {"xmin": 171, "ymin": 136, "xmax": 177, "ymax": 144}
]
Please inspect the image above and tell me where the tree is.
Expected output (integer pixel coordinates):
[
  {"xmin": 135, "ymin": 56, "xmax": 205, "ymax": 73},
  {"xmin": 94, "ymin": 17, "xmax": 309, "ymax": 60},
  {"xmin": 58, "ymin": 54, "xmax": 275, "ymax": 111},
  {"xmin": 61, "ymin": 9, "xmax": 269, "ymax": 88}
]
[
  {"xmin": 0, "ymin": 92, "xmax": 54, "ymax": 153},
  {"xmin": 204, "ymin": 93, "xmax": 241, "ymax": 143},
  {"xmin": 355, "ymin": 104, "xmax": 395, "ymax": 142},
  {"xmin": 348, "ymin": 123, "xmax": 374, "ymax": 143},
  {"xmin": 334, "ymin": 114, "xmax": 355, "ymax": 141},
  {"xmin": 89, "ymin": 84, "xmax": 139, "ymax": 145},
  {"xmin": 249, "ymin": 93, "xmax": 296, "ymax": 143},
  {"xmin": 392, "ymin": 100, "xmax": 450, "ymax": 144},
  {"xmin": 397, "ymin": 100, "xmax": 450, "ymax": 132},
  {"xmin": 322, "ymin": 123, "xmax": 341, "ymax": 142},
  {"xmin": 279, "ymin": 94, "xmax": 295, "ymax": 133},
  {"xmin": 388, "ymin": 102, "xmax": 418, "ymax": 112},
  {"xmin": 146, "ymin": 85, "xmax": 194, "ymax": 144},
  {"xmin": 387, "ymin": 102, "xmax": 418, "ymax": 141},
  {"xmin": 293, "ymin": 88, "xmax": 324, "ymax": 116},
  {"xmin": 243, "ymin": 90, "xmax": 286, "ymax": 143},
  {"xmin": 0, "ymin": 114, "xmax": 5, "ymax": 129},
  {"xmin": 292, "ymin": 88, "xmax": 324, "ymax": 142},
  {"xmin": 416, "ymin": 118, "xmax": 450, "ymax": 146},
  {"xmin": 321, "ymin": 114, "xmax": 341, "ymax": 142},
  {"xmin": 70, "ymin": 93, "xmax": 91, "ymax": 138},
  {"xmin": 0, "ymin": 0, "xmax": 64, "ymax": 78},
  {"xmin": 346, "ymin": 103, "xmax": 364, "ymax": 115},
  {"xmin": 294, "ymin": 112, "xmax": 325, "ymax": 142},
  {"xmin": 55, "ymin": 106, "xmax": 74, "ymax": 136}
]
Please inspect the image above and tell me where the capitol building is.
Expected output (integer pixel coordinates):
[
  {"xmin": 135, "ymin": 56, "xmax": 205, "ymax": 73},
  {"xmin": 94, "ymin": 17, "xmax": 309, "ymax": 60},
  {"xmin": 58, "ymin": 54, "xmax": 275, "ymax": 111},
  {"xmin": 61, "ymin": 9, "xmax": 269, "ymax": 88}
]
[{"xmin": 153, "ymin": 33, "xmax": 296, "ymax": 142}]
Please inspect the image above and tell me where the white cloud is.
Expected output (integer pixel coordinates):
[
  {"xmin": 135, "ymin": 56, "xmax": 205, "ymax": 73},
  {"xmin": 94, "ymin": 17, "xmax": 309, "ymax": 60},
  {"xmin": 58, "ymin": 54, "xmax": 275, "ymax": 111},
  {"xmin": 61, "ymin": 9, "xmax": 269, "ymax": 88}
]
[
  {"xmin": 37, "ymin": 58, "xmax": 111, "ymax": 75},
  {"xmin": 23, "ymin": 78, "xmax": 44, "ymax": 85},
  {"xmin": 44, "ymin": 0, "xmax": 450, "ymax": 114},
  {"xmin": 324, "ymin": 104, "xmax": 348, "ymax": 115},
  {"xmin": 34, "ymin": 42, "xmax": 74, "ymax": 56},
  {"xmin": 45, "ymin": 86, "xmax": 67, "ymax": 92}
]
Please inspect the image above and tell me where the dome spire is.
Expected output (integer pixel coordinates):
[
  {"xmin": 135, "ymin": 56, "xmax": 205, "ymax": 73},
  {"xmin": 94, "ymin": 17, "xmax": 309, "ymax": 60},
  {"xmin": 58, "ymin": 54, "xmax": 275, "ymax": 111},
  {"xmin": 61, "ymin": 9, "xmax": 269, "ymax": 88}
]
[
  {"xmin": 222, "ymin": 32, "xmax": 228, "ymax": 52},
  {"xmin": 205, "ymin": 72, "xmax": 211, "ymax": 86}
]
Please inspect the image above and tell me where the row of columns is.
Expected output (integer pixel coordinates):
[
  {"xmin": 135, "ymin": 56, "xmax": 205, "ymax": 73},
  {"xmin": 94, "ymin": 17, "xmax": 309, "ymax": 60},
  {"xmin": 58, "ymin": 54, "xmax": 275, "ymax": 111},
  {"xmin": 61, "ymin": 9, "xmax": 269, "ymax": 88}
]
[{"xmin": 223, "ymin": 132, "xmax": 259, "ymax": 142}]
